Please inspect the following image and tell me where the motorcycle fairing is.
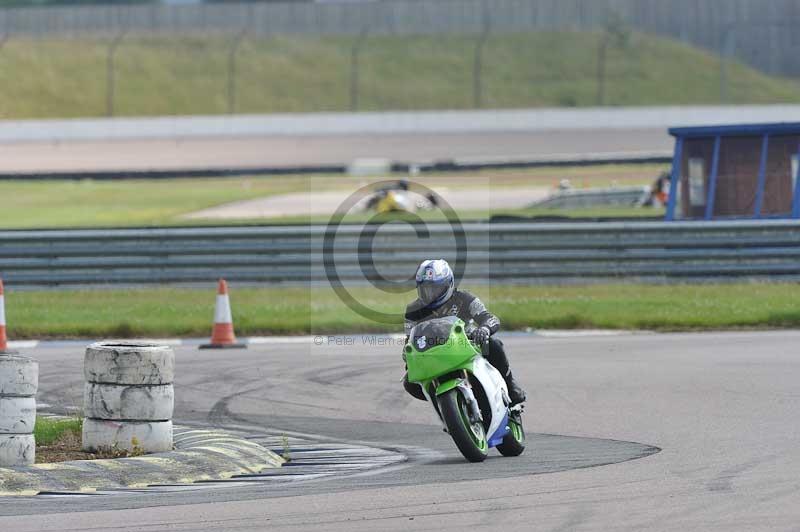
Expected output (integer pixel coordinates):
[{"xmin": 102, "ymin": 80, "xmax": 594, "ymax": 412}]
[{"xmin": 470, "ymin": 355, "xmax": 511, "ymax": 444}]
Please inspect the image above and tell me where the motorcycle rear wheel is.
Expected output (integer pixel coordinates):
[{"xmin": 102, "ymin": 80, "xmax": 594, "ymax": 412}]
[
  {"xmin": 496, "ymin": 411, "xmax": 526, "ymax": 457},
  {"xmin": 439, "ymin": 389, "xmax": 488, "ymax": 463}
]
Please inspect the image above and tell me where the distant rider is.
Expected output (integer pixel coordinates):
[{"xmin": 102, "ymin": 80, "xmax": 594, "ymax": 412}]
[{"xmin": 402, "ymin": 259, "xmax": 527, "ymax": 405}]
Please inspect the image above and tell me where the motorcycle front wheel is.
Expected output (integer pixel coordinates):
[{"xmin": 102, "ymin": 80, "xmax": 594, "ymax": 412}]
[{"xmin": 439, "ymin": 388, "xmax": 488, "ymax": 463}]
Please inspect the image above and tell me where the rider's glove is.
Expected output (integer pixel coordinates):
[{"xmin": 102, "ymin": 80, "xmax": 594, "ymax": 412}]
[{"xmin": 472, "ymin": 326, "xmax": 491, "ymax": 345}]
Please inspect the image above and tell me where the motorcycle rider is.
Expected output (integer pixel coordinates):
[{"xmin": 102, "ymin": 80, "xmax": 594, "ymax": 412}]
[{"xmin": 402, "ymin": 259, "xmax": 527, "ymax": 405}]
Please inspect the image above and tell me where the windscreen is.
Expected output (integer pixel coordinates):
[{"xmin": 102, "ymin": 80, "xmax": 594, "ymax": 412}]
[{"xmin": 410, "ymin": 317, "xmax": 458, "ymax": 352}]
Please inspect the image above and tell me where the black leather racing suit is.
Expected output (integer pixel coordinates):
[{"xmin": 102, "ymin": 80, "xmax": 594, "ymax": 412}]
[{"xmin": 402, "ymin": 290, "xmax": 511, "ymax": 400}]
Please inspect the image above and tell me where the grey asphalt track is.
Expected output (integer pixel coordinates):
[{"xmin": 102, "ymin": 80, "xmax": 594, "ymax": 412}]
[
  {"xmin": 0, "ymin": 130, "xmax": 670, "ymax": 173},
  {"xmin": 1, "ymin": 331, "xmax": 799, "ymax": 531},
  {"xmin": 8, "ymin": 104, "xmax": 800, "ymax": 174}
]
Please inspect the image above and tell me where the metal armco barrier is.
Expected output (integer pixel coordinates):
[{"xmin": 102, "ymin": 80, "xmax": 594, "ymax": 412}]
[{"xmin": 0, "ymin": 220, "xmax": 799, "ymax": 287}]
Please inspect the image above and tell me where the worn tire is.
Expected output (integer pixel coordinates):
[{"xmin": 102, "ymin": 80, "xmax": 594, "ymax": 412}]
[
  {"xmin": 0, "ymin": 354, "xmax": 38, "ymax": 396},
  {"xmin": 84, "ymin": 342, "xmax": 174, "ymax": 385},
  {"xmin": 0, "ymin": 396, "xmax": 35, "ymax": 434},
  {"xmin": 0, "ymin": 434, "xmax": 34, "ymax": 465},
  {"xmin": 84, "ymin": 383, "xmax": 174, "ymax": 421},
  {"xmin": 438, "ymin": 389, "xmax": 488, "ymax": 463},
  {"xmin": 82, "ymin": 419, "xmax": 173, "ymax": 453}
]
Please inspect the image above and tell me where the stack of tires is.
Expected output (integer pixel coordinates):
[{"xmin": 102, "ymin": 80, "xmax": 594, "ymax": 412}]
[
  {"xmin": 82, "ymin": 342, "xmax": 174, "ymax": 453},
  {"xmin": 0, "ymin": 354, "xmax": 37, "ymax": 466}
]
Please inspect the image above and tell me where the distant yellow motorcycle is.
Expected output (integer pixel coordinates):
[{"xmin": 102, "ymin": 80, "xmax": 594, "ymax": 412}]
[
  {"xmin": 375, "ymin": 190, "xmax": 415, "ymax": 213},
  {"xmin": 362, "ymin": 181, "xmax": 438, "ymax": 215}
]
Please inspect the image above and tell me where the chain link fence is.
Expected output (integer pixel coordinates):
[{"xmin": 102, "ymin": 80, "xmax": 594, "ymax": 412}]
[
  {"xmin": 46, "ymin": 34, "xmax": 800, "ymax": 117},
  {"xmin": 0, "ymin": 0, "xmax": 799, "ymax": 75},
  {"xmin": 0, "ymin": 1, "xmax": 795, "ymax": 118}
]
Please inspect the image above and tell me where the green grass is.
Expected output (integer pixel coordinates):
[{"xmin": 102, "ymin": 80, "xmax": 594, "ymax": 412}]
[
  {"xmin": 34, "ymin": 416, "xmax": 82, "ymax": 446},
  {"xmin": 0, "ymin": 164, "xmax": 666, "ymax": 229},
  {"xmin": 249, "ymin": 205, "xmax": 665, "ymax": 226},
  {"xmin": 0, "ymin": 177, "xmax": 320, "ymax": 229},
  {"xmin": 0, "ymin": 32, "xmax": 796, "ymax": 118},
  {"xmin": 5, "ymin": 283, "xmax": 800, "ymax": 339}
]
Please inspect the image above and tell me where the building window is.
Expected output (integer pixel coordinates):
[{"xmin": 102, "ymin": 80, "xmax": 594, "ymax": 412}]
[{"xmin": 688, "ymin": 158, "xmax": 706, "ymax": 207}]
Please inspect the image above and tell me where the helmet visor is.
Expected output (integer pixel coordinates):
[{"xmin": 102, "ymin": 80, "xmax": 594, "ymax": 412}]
[{"xmin": 417, "ymin": 282, "xmax": 447, "ymax": 306}]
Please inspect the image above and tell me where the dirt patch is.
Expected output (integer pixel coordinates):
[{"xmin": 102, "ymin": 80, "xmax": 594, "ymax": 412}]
[{"xmin": 36, "ymin": 431, "xmax": 142, "ymax": 463}]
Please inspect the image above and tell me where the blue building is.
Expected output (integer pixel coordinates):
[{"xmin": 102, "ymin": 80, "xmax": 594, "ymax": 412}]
[{"xmin": 667, "ymin": 123, "xmax": 800, "ymax": 221}]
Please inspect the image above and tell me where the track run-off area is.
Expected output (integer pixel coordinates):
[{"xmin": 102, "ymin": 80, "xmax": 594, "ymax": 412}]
[{"xmin": 0, "ymin": 331, "xmax": 798, "ymax": 530}]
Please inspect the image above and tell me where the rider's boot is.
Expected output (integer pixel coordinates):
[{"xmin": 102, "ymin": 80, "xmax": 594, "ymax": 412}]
[{"xmin": 505, "ymin": 372, "xmax": 527, "ymax": 405}]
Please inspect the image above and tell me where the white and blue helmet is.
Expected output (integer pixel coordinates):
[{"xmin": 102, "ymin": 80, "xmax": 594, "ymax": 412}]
[{"xmin": 415, "ymin": 259, "xmax": 455, "ymax": 309}]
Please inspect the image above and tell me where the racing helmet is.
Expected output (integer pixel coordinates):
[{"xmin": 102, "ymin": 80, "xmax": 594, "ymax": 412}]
[{"xmin": 415, "ymin": 259, "xmax": 455, "ymax": 308}]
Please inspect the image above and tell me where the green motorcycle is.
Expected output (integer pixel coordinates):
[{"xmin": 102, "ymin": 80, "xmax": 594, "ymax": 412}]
[{"xmin": 404, "ymin": 316, "xmax": 525, "ymax": 462}]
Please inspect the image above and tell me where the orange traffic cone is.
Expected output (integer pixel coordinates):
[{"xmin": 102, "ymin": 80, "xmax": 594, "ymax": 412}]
[
  {"xmin": 0, "ymin": 279, "xmax": 15, "ymax": 354},
  {"xmin": 199, "ymin": 279, "xmax": 246, "ymax": 349}
]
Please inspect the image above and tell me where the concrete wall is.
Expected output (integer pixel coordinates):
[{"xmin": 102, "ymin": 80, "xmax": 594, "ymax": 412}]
[{"xmin": 2, "ymin": 105, "xmax": 800, "ymax": 143}]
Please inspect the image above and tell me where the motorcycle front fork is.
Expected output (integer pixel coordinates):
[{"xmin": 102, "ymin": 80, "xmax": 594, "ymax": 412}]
[{"xmin": 457, "ymin": 379, "xmax": 483, "ymax": 425}]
